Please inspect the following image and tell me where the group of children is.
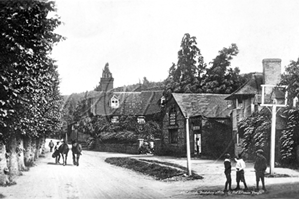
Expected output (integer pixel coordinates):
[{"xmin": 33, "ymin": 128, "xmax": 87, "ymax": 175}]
[{"xmin": 223, "ymin": 149, "xmax": 267, "ymax": 192}]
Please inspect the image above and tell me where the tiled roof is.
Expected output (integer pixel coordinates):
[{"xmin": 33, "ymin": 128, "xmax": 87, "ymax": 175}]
[
  {"xmin": 140, "ymin": 91, "xmax": 163, "ymax": 115},
  {"xmin": 172, "ymin": 93, "xmax": 232, "ymax": 118},
  {"xmin": 87, "ymin": 90, "xmax": 163, "ymax": 116},
  {"xmin": 112, "ymin": 92, "xmax": 143, "ymax": 115},
  {"xmin": 225, "ymin": 74, "xmax": 263, "ymax": 100}
]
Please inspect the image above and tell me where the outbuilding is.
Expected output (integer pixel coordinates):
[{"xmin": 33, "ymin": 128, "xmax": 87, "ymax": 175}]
[{"xmin": 159, "ymin": 93, "xmax": 233, "ymax": 158}]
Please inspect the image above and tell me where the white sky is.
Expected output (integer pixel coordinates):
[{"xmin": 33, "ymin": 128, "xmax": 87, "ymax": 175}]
[{"xmin": 51, "ymin": 0, "xmax": 299, "ymax": 95}]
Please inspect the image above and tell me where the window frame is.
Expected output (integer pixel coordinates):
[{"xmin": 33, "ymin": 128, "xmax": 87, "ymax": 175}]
[
  {"xmin": 169, "ymin": 129, "xmax": 178, "ymax": 144},
  {"xmin": 110, "ymin": 95, "xmax": 119, "ymax": 108}
]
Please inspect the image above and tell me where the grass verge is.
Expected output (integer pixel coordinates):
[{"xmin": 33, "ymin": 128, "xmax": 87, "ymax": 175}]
[{"xmin": 105, "ymin": 157, "xmax": 203, "ymax": 181}]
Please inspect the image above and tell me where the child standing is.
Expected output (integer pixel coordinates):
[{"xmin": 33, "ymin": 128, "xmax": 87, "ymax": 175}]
[
  {"xmin": 254, "ymin": 149, "xmax": 267, "ymax": 191},
  {"xmin": 224, "ymin": 153, "xmax": 232, "ymax": 192},
  {"xmin": 234, "ymin": 153, "xmax": 248, "ymax": 191}
]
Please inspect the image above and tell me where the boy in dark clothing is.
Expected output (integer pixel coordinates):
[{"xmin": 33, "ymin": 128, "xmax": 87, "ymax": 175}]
[
  {"xmin": 48, "ymin": 140, "xmax": 54, "ymax": 152},
  {"xmin": 254, "ymin": 149, "xmax": 267, "ymax": 191},
  {"xmin": 224, "ymin": 153, "xmax": 232, "ymax": 192}
]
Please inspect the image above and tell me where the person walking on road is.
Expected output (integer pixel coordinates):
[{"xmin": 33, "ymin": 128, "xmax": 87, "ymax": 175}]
[
  {"xmin": 254, "ymin": 149, "xmax": 267, "ymax": 191},
  {"xmin": 49, "ymin": 140, "xmax": 54, "ymax": 152},
  {"xmin": 223, "ymin": 153, "xmax": 232, "ymax": 192},
  {"xmin": 234, "ymin": 153, "xmax": 248, "ymax": 191},
  {"xmin": 54, "ymin": 141, "xmax": 60, "ymax": 151}
]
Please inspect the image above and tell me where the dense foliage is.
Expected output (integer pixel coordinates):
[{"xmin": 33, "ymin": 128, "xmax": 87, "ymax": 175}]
[
  {"xmin": 238, "ymin": 109, "xmax": 271, "ymax": 160},
  {"xmin": 164, "ymin": 33, "xmax": 245, "ymax": 99},
  {"xmin": 239, "ymin": 59, "xmax": 299, "ymax": 166},
  {"xmin": 74, "ymin": 112, "xmax": 161, "ymax": 143},
  {"xmin": 279, "ymin": 59, "xmax": 299, "ymax": 165},
  {"xmin": 0, "ymin": 0, "xmax": 63, "ymax": 141}
]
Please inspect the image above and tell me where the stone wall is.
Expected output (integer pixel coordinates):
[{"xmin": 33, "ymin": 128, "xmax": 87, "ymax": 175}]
[
  {"xmin": 95, "ymin": 142, "xmax": 139, "ymax": 154},
  {"xmin": 161, "ymin": 99, "xmax": 192, "ymax": 156}
]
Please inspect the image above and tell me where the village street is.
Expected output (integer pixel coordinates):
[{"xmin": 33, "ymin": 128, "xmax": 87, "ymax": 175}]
[{"xmin": 0, "ymin": 139, "xmax": 299, "ymax": 199}]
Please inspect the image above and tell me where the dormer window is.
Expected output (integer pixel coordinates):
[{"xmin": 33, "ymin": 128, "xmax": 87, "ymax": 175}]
[
  {"xmin": 111, "ymin": 95, "xmax": 119, "ymax": 108},
  {"xmin": 160, "ymin": 96, "xmax": 166, "ymax": 107}
]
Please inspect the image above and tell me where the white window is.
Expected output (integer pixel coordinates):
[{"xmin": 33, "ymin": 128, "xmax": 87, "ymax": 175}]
[
  {"xmin": 111, "ymin": 116, "xmax": 119, "ymax": 123},
  {"xmin": 137, "ymin": 116, "xmax": 145, "ymax": 124},
  {"xmin": 160, "ymin": 96, "xmax": 166, "ymax": 107},
  {"xmin": 110, "ymin": 95, "xmax": 119, "ymax": 108}
]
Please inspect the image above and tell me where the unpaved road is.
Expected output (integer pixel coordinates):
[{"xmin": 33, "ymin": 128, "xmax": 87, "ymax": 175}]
[
  {"xmin": 3, "ymin": 137, "xmax": 211, "ymax": 199},
  {"xmin": 0, "ymin": 139, "xmax": 299, "ymax": 199},
  {"xmin": 1, "ymin": 150, "xmax": 187, "ymax": 199}
]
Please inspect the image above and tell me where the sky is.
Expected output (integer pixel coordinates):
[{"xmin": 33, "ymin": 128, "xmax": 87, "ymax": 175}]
[{"xmin": 51, "ymin": 0, "xmax": 299, "ymax": 95}]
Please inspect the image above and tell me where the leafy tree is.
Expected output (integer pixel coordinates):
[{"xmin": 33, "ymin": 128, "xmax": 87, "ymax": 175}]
[
  {"xmin": 279, "ymin": 59, "xmax": 299, "ymax": 166},
  {"xmin": 164, "ymin": 34, "xmax": 244, "ymax": 98},
  {"xmin": 279, "ymin": 59, "xmax": 299, "ymax": 105},
  {"xmin": 143, "ymin": 120, "xmax": 161, "ymax": 140},
  {"xmin": 0, "ymin": 0, "xmax": 64, "ymax": 142},
  {"xmin": 203, "ymin": 44, "xmax": 242, "ymax": 93},
  {"xmin": 0, "ymin": 0, "xmax": 64, "ymax": 180},
  {"xmin": 165, "ymin": 33, "xmax": 206, "ymax": 96}
]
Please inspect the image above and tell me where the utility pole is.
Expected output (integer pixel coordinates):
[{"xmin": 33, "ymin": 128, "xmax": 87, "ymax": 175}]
[{"xmin": 185, "ymin": 113, "xmax": 192, "ymax": 176}]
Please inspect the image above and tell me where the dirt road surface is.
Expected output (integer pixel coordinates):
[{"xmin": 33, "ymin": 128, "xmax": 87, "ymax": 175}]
[{"xmin": 0, "ymin": 139, "xmax": 299, "ymax": 199}]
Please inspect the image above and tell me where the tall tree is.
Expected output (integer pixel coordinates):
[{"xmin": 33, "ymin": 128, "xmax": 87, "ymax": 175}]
[
  {"xmin": 0, "ymin": 0, "xmax": 63, "ymax": 140},
  {"xmin": 0, "ymin": 0, "xmax": 63, "ymax": 181},
  {"xmin": 165, "ymin": 33, "xmax": 206, "ymax": 96},
  {"xmin": 164, "ymin": 34, "xmax": 244, "ymax": 98},
  {"xmin": 203, "ymin": 44, "xmax": 242, "ymax": 93}
]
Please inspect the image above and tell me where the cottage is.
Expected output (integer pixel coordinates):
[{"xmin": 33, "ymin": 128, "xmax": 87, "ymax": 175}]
[
  {"xmin": 70, "ymin": 64, "xmax": 164, "ymax": 154},
  {"xmin": 160, "ymin": 93, "xmax": 233, "ymax": 158}
]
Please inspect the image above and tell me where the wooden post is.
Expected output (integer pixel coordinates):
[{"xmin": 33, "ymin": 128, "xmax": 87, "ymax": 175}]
[
  {"xmin": 270, "ymin": 105, "xmax": 276, "ymax": 174},
  {"xmin": 185, "ymin": 114, "xmax": 192, "ymax": 176}
]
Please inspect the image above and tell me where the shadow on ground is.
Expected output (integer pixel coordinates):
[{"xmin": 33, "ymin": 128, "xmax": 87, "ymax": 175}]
[{"xmin": 47, "ymin": 162, "xmax": 74, "ymax": 166}]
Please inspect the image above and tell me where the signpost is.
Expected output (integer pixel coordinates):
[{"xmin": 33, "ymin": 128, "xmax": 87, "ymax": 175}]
[
  {"xmin": 261, "ymin": 85, "xmax": 287, "ymax": 174},
  {"xmin": 185, "ymin": 113, "xmax": 192, "ymax": 176}
]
